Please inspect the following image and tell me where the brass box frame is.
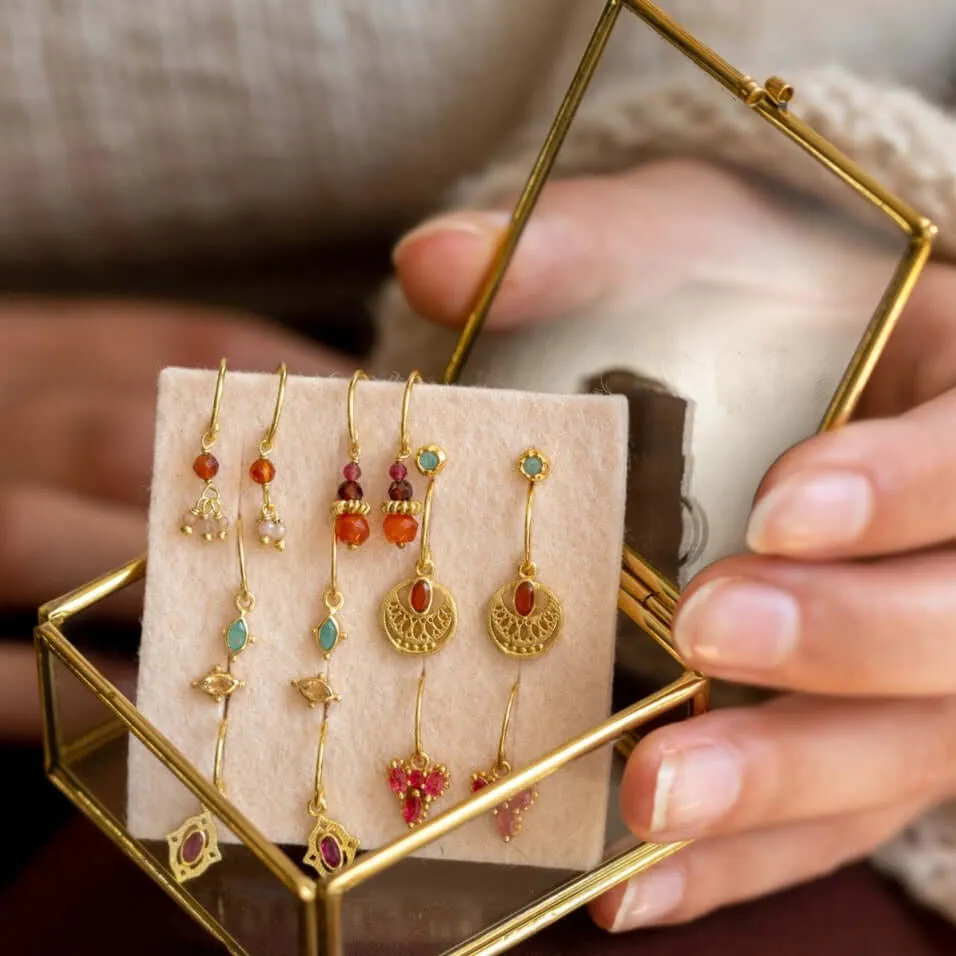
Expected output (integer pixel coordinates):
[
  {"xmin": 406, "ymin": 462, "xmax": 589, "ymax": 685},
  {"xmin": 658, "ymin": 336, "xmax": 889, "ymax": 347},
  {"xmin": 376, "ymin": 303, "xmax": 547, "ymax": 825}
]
[{"xmin": 34, "ymin": 1, "xmax": 934, "ymax": 954}]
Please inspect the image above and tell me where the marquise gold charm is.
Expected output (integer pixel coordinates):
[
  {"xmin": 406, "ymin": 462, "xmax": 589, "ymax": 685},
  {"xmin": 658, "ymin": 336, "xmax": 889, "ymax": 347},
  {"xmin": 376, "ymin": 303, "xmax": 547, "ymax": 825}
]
[
  {"xmin": 291, "ymin": 674, "xmax": 342, "ymax": 709},
  {"xmin": 192, "ymin": 664, "xmax": 245, "ymax": 703}
]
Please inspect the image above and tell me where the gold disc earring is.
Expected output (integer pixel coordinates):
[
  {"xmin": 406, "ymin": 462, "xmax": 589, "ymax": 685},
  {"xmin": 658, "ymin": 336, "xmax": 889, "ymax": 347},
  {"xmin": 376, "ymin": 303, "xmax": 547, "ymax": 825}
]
[
  {"xmin": 180, "ymin": 358, "xmax": 230, "ymax": 542},
  {"xmin": 487, "ymin": 450, "xmax": 563, "ymax": 658},
  {"xmin": 166, "ymin": 517, "xmax": 258, "ymax": 883},
  {"xmin": 473, "ymin": 450, "xmax": 563, "ymax": 842},
  {"xmin": 381, "ymin": 371, "xmax": 424, "ymax": 548},
  {"xmin": 290, "ymin": 371, "xmax": 365, "ymax": 875},
  {"xmin": 470, "ymin": 680, "xmax": 537, "ymax": 843},
  {"xmin": 250, "ymin": 363, "xmax": 288, "ymax": 551}
]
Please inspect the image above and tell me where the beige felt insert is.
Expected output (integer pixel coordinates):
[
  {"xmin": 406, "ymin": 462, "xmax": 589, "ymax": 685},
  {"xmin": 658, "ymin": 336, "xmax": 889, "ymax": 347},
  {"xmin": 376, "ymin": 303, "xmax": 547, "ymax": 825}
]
[{"xmin": 129, "ymin": 369, "xmax": 628, "ymax": 871}]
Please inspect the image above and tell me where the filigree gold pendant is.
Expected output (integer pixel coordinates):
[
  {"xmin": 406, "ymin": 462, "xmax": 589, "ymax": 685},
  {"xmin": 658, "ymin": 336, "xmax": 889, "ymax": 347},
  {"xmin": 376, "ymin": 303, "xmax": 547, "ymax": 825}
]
[
  {"xmin": 303, "ymin": 814, "xmax": 359, "ymax": 876},
  {"xmin": 166, "ymin": 810, "xmax": 222, "ymax": 884},
  {"xmin": 381, "ymin": 575, "xmax": 458, "ymax": 655},
  {"xmin": 488, "ymin": 577, "xmax": 563, "ymax": 658}
]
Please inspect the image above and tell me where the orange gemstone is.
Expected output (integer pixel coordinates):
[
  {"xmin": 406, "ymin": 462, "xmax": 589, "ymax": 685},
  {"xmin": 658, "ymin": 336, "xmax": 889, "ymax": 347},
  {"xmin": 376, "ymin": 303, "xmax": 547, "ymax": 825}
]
[
  {"xmin": 335, "ymin": 513, "xmax": 370, "ymax": 547},
  {"xmin": 515, "ymin": 581, "xmax": 536, "ymax": 617},
  {"xmin": 410, "ymin": 578, "xmax": 432, "ymax": 614},
  {"xmin": 383, "ymin": 514, "xmax": 418, "ymax": 546},
  {"xmin": 249, "ymin": 457, "xmax": 276, "ymax": 484},
  {"xmin": 193, "ymin": 453, "xmax": 219, "ymax": 481}
]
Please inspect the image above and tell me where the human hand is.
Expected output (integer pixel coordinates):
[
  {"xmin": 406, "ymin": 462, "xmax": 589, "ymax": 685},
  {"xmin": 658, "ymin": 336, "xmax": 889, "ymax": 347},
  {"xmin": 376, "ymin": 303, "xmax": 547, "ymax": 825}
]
[
  {"xmin": 391, "ymin": 158, "xmax": 956, "ymax": 929},
  {"xmin": 1, "ymin": 299, "xmax": 348, "ymax": 737}
]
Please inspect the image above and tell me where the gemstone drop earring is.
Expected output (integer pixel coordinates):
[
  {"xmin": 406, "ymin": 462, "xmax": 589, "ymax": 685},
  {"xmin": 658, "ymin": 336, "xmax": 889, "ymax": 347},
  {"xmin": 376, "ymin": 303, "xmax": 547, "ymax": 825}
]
[
  {"xmin": 381, "ymin": 371, "xmax": 424, "ymax": 548},
  {"xmin": 250, "ymin": 363, "xmax": 288, "ymax": 551},
  {"xmin": 180, "ymin": 358, "xmax": 230, "ymax": 542}
]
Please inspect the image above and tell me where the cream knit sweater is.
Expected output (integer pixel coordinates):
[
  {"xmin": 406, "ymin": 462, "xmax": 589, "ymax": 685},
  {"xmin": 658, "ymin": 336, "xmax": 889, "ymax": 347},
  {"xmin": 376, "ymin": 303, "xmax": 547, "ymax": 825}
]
[{"xmin": 10, "ymin": 0, "xmax": 956, "ymax": 924}]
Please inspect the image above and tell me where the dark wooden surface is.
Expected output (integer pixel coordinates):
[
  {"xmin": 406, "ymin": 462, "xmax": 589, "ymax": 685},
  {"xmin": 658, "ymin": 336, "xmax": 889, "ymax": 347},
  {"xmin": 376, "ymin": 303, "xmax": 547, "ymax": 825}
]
[{"xmin": 3, "ymin": 788, "xmax": 956, "ymax": 955}]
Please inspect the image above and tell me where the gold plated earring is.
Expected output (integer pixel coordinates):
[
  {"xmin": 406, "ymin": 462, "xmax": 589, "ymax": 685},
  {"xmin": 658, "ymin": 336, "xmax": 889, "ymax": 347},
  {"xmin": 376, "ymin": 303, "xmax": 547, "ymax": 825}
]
[
  {"xmin": 470, "ymin": 680, "xmax": 537, "ymax": 843},
  {"xmin": 166, "ymin": 518, "xmax": 258, "ymax": 883},
  {"xmin": 180, "ymin": 358, "xmax": 230, "ymax": 541},
  {"xmin": 487, "ymin": 450, "xmax": 563, "ymax": 658},
  {"xmin": 473, "ymin": 450, "xmax": 563, "ymax": 842},
  {"xmin": 381, "ymin": 371, "xmax": 424, "ymax": 548},
  {"xmin": 381, "ymin": 442, "xmax": 457, "ymax": 655},
  {"xmin": 332, "ymin": 370, "xmax": 372, "ymax": 550},
  {"xmin": 290, "ymin": 371, "xmax": 365, "ymax": 875},
  {"xmin": 250, "ymin": 363, "xmax": 288, "ymax": 551},
  {"xmin": 386, "ymin": 670, "xmax": 450, "ymax": 829},
  {"xmin": 382, "ymin": 429, "xmax": 456, "ymax": 827}
]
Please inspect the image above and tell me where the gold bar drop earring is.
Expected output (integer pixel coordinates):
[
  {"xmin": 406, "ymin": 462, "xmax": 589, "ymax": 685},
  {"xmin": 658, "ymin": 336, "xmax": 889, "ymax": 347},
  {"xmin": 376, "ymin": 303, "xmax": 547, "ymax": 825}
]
[
  {"xmin": 250, "ymin": 363, "xmax": 288, "ymax": 551},
  {"xmin": 166, "ymin": 517, "xmax": 259, "ymax": 883},
  {"xmin": 474, "ymin": 449, "xmax": 563, "ymax": 841},
  {"xmin": 180, "ymin": 358, "xmax": 230, "ymax": 542},
  {"xmin": 291, "ymin": 371, "xmax": 365, "ymax": 875}
]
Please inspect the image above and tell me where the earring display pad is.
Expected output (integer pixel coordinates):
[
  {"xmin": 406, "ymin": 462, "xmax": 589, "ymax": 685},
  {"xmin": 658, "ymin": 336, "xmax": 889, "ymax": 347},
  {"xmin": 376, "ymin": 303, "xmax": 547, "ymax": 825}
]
[{"xmin": 129, "ymin": 369, "xmax": 628, "ymax": 870}]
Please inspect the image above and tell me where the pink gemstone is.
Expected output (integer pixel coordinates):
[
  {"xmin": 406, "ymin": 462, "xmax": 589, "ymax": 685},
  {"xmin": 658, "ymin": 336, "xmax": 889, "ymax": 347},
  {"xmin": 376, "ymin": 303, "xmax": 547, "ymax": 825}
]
[
  {"xmin": 389, "ymin": 461, "xmax": 408, "ymax": 481},
  {"xmin": 181, "ymin": 829, "xmax": 206, "ymax": 865},
  {"xmin": 425, "ymin": 770, "xmax": 447, "ymax": 798},
  {"xmin": 409, "ymin": 769, "xmax": 426, "ymax": 791},
  {"xmin": 402, "ymin": 794, "xmax": 423, "ymax": 825},
  {"xmin": 496, "ymin": 806, "xmax": 518, "ymax": 841},
  {"xmin": 471, "ymin": 775, "xmax": 488, "ymax": 793},
  {"xmin": 388, "ymin": 766, "xmax": 407, "ymax": 794},
  {"xmin": 343, "ymin": 462, "xmax": 362, "ymax": 482},
  {"xmin": 512, "ymin": 789, "xmax": 535, "ymax": 811},
  {"xmin": 320, "ymin": 835, "xmax": 343, "ymax": 870}
]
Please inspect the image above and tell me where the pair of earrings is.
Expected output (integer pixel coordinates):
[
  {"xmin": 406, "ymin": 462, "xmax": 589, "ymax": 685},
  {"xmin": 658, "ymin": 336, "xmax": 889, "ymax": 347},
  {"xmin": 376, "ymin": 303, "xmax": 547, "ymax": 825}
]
[{"xmin": 180, "ymin": 359, "xmax": 288, "ymax": 551}]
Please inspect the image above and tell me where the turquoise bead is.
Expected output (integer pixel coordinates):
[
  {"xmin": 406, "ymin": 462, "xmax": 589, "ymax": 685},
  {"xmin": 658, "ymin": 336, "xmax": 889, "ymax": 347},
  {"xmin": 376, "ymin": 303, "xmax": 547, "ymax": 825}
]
[
  {"xmin": 522, "ymin": 455, "xmax": 543, "ymax": 478},
  {"xmin": 417, "ymin": 449, "xmax": 440, "ymax": 473},
  {"xmin": 318, "ymin": 616, "xmax": 340, "ymax": 654},
  {"xmin": 226, "ymin": 618, "xmax": 248, "ymax": 654}
]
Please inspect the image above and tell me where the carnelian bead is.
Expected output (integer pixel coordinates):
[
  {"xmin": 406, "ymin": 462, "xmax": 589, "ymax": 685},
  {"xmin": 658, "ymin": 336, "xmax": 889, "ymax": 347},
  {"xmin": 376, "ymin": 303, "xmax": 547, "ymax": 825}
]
[
  {"xmin": 249, "ymin": 457, "xmax": 276, "ymax": 484},
  {"xmin": 193, "ymin": 453, "xmax": 219, "ymax": 481},
  {"xmin": 515, "ymin": 580, "xmax": 536, "ymax": 617},
  {"xmin": 335, "ymin": 513, "xmax": 370, "ymax": 547},
  {"xmin": 383, "ymin": 514, "xmax": 418, "ymax": 546},
  {"xmin": 410, "ymin": 578, "xmax": 432, "ymax": 613}
]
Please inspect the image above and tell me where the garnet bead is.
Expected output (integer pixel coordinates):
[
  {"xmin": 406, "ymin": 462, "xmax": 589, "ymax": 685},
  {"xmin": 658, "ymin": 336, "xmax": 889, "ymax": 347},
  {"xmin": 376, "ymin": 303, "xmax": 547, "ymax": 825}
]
[
  {"xmin": 249, "ymin": 457, "xmax": 276, "ymax": 484},
  {"xmin": 409, "ymin": 769, "xmax": 426, "ymax": 791},
  {"xmin": 343, "ymin": 462, "xmax": 362, "ymax": 482},
  {"xmin": 515, "ymin": 581, "xmax": 536, "ymax": 617},
  {"xmin": 388, "ymin": 766, "xmax": 408, "ymax": 794},
  {"xmin": 389, "ymin": 461, "xmax": 408, "ymax": 481},
  {"xmin": 383, "ymin": 514, "xmax": 418, "ymax": 546},
  {"xmin": 471, "ymin": 775, "xmax": 488, "ymax": 793},
  {"xmin": 425, "ymin": 770, "xmax": 447, "ymax": 798},
  {"xmin": 335, "ymin": 513, "xmax": 370, "ymax": 546},
  {"xmin": 319, "ymin": 836, "xmax": 343, "ymax": 871},
  {"xmin": 193, "ymin": 453, "xmax": 219, "ymax": 481},
  {"xmin": 337, "ymin": 480, "xmax": 363, "ymax": 501},
  {"xmin": 388, "ymin": 480, "xmax": 413, "ymax": 501},
  {"xmin": 402, "ymin": 794, "xmax": 423, "ymax": 826}
]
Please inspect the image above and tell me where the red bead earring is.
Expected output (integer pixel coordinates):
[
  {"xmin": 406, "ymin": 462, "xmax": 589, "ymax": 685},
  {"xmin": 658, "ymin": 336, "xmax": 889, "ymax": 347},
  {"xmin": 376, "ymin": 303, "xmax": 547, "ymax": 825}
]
[
  {"xmin": 333, "ymin": 371, "xmax": 371, "ymax": 550},
  {"xmin": 250, "ymin": 364, "xmax": 287, "ymax": 551},
  {"xmin": 382, "ymin": 371, "xmax": 424, "ymax": 547}
]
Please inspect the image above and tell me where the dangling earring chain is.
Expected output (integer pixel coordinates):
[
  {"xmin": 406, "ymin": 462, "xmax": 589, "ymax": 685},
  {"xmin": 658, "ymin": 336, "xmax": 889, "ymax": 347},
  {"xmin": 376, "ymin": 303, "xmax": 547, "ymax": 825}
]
[
  {"xmin": 166, "ymin": 516, "xmax": 258, "ymax": 883},
  {"xmin": 251, "ymin": 363, "xmax": 288, "ymax": 551},
  {"xmin": 291, "ymin": 371, "xmax": 366, "ymax": 876},
  {"xmin": 181, "ymin": 358, "xmax": 229, "ymax": 542}
]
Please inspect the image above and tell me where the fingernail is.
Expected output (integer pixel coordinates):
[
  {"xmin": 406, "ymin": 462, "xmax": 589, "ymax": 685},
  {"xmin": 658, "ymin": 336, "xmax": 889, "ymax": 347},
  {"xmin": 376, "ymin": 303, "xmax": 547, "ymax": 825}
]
[
  {"xmin": 673, "ymin": 578, "xmax": 800, "ymax": 671},
  {"xmin": 610, "ymin": 864, "xmax": 685, "ymax": 932},
  {"xmin": 392, "ymin": 211, "xmax": 511, "ymax": 266},
  {"xmin": 650, "ymin": 743, "xmax": 742, "ymax": 834},
  {"xmin": 747, "ymin": 470, "xmax": 873, "ymax": 554}
]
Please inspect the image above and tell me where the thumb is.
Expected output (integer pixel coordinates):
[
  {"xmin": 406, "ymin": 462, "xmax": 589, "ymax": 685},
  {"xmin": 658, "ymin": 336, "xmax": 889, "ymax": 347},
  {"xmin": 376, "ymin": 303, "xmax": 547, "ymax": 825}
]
[{"xmin": 392, "ymin": 163, "xmax": 718, "ymax": 331}]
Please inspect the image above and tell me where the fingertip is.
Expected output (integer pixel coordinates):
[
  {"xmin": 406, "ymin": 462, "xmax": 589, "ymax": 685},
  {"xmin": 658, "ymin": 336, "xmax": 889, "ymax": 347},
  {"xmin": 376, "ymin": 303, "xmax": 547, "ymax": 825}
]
[
  {"xmin": 619, "ymin": 738, "xmax": 663, "ymax": 840},
  {"xmin": 392, "ymin": 212, "xmax": 509, "ymax": 327},
  {"xmin": 588, "ymin": 883, "xmax": 629, "ymax": 932}
]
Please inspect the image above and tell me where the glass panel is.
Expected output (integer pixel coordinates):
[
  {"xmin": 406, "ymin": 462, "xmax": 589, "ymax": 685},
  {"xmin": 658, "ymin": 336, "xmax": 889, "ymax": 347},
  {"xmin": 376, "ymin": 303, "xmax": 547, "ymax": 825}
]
[{"xmin": 48, "ymin": 647, "xmax": 304, "ymax": 956}]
